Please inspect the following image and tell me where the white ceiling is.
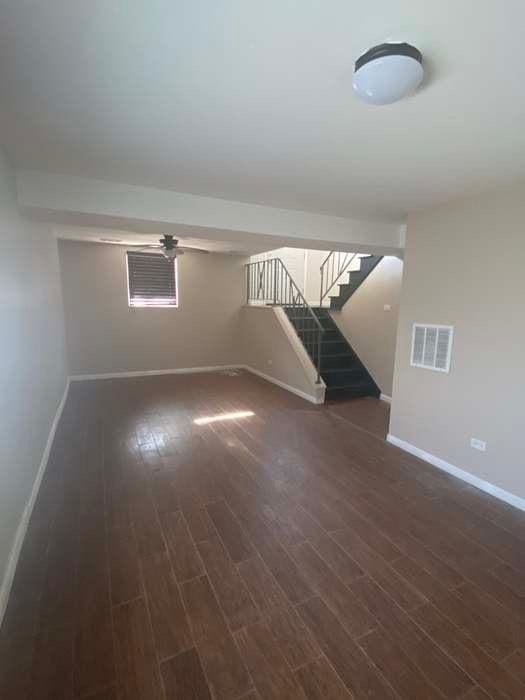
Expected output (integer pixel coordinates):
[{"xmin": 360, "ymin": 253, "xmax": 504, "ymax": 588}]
[
  {"xmin": 53, "ymin": 224, "xmax": 271, "ymax": 255},
  {"xmin": 2, "ymin": 2, "xmax": 525, "ymax": 223}
]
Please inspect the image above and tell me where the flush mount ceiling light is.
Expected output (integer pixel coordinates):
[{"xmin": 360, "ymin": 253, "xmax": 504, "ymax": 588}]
[{"xmin": 353, "ymin": 42, "xmax": 423, "ymax": 105}]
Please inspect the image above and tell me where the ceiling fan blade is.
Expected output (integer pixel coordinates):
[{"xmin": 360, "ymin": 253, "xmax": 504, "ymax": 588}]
[
  {"xmin": 125, "ymin": 245, "xmax": 162, "ymax": 253},
  {"xmin": 175, "ymin": 246, "xmax": 209, "ymax": 254}
]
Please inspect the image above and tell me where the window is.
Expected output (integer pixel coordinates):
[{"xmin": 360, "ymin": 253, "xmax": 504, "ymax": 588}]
[
  {"xmin": 411, "ymin": 323, "xmax": 454, "ymax": 373},
  {"xmin": 126, "ymin": 251, "xmax": 178, "ymax": 307}
]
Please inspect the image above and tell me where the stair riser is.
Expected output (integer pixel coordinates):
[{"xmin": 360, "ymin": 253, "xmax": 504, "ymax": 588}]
[
  {"xmin": 358, "ymin": 257, "xmax": 379, "ymax": 274},
  {"xmin": 321, "ymin": 355, "xmax": 358, "ymax": 370},
  {"xmin": 320, "ymin": 329, "xmax": 340, "ymax": 342},
  {"xmin": 339, "ymin": 275, "xmax": 364, "ymax": 291},
  {"xmin": 325, "ymin": 385, "xmax": 380, "ymax": 401},
  {"xmin": 321, "ymin": 341, "xmax": 349, "ymax": 354},
  {"xmin": 322, "ymin": 369, "xmax": 369, "ymax": 387},
  {"xmin": 296, "ymin": 329, "xmax": 340, "ymax": 344}
]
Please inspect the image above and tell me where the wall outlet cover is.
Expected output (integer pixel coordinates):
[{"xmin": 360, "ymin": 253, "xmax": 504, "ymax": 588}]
[{"xmin": 470, "ymin": 438, "xmax": 487, "ymax": 452}]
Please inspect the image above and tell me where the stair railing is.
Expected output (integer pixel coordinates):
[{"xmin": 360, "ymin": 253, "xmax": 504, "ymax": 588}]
[
  {"xmin": 319, "ymin": 251, "xmax": 357, "ymax": 307},
  {"xmin": 245, "ymin": 258, "xmax": 324, "ymax": 383}
]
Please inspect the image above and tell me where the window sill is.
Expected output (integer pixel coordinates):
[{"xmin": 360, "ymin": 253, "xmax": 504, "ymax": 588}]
[{"xmin": 128, "ymin": 305, "xmax": 179, "ymax": 310}]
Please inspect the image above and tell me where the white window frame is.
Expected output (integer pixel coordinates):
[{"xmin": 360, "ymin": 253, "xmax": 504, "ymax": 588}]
[
  {"xmin": 126, "ymin": 253, "xmax": 179, "ymax": 309},
  {"xmin": 410, "ymin": 323, "xmax": 454, "ymax": 373}
]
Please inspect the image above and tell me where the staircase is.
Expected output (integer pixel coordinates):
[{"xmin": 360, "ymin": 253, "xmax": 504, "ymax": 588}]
[
  {"xmin": 323, "ymin": 254, "xmax": 383, "ymax": 310},
  {"xmin": 245, "ymin": 255, "xmax": 381, "ymax": 401},
  {"xmin": 284, "ymin": 306, "xmax": 380, "ymax": 400}
]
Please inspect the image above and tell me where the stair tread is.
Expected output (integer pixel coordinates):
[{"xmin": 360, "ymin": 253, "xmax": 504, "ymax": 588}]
[
  {"xmin": 322, "ymin": 366, "xmax": 364, "ymax": 374},
  {"xmin": 326, "ymin": 384, "xmax": 376, "ymax": 391},
  {"xmin": 287, "ymin": 315, "xmax": 320, "ymax": 319},
  {"xmin": 321, "ymin": 352, "xmax": 355, "ymax": 358}
]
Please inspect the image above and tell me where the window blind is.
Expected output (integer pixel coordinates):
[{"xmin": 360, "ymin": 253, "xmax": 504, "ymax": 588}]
[{"xmin": 127, "ymin": 251, "xmax": 178, "ymax": 307}]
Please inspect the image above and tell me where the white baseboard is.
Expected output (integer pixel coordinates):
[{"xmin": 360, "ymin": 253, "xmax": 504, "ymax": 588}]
[
  {"xmin": 386, "ymin": 433, "xmax": 525, "ymax": 512},
  {"xmin": 70, "ymin": 363, "xmax": 323, "ymax": 405},
  {"xmin": 0, "ymin": 378, "xmax": 71, "ymax": 627},
  {"xmin": 69, "ymin": 364, "xmax": 244, "ymax": 381},
  {"xmin": 380, "ymin": 393, "xmax": 392, "ymax": 403},
  {"xmin": 243, "ymin": 366, "xmax": 324, "ymax": 404}
]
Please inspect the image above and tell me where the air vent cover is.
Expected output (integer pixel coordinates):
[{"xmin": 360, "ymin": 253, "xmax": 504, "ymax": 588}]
[{"xmin": 411, "ymin": 324, "xmax": 454, "ymax": 373}]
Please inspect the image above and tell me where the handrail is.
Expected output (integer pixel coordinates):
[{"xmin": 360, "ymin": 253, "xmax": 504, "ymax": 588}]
[
  {"xmin": 245, "ymin": 257, "xmax": 323, "ymax": 383},
  {"xmin": 319, "ymin": 251, "xmax": 357, "ymax": 307}
]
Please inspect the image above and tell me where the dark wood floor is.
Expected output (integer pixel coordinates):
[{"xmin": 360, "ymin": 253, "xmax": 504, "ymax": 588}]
[{"xmin": 1, "ymin": 371, "xmax": 525, "ymax": 699}]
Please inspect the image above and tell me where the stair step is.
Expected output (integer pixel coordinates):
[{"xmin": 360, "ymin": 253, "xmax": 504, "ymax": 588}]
[
  {"xmin": 292, "ymin": 320, "xmax": 324, "ymax": 332},
  {"xmin": 320, "ymin": 340, "xmax": 348, "ymax": 354},
  {"xmin": 329, "ymin": 255, "xmax": 384, "ymax": 310},
  {"xmin": 286, "ymin": 313, "xmax": 318, "ymax": 321},
  {"xmin": 321, "ymin": 367, "xmax": 368, "ymax": 387},
  {"xmin": 321, "ymin": 329, "xmax": 341, "ymax": 341},
  {"xmin": 320, "ymin": 353, "xmax": 358, "ymax": 370},
  {"xmin": 286, "ymin": 312, "xmax": 334, "ymax": 330},
  {"xmin": 325, "ymin": 383, "xmax": 380, "ymax": 401},
  {"xmin": 310, "ymin": 307, "xmax": 331, "ymax": 318},
  {"xmin": 358, "ymin": 255, "xmax": 381, "ymax": 273},
  {"xmin": 342, "ymin": 270, "xmax": 365, "ymax": 287},
  {"xmin": 337, "ymin": 280, "xmax": 361, "ymax": 295},
  {"xmin": 297, "ymin": 327, "xmax": 339, "ymax": 342}
]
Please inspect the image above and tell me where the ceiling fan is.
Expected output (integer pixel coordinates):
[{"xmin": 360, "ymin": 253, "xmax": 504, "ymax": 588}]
[{"xmin": 129, "ymin": 234, "xmax": 209, "ymax": 260}]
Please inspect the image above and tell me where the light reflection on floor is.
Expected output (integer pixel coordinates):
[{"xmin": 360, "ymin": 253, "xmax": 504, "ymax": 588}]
[{"xmin": 193, "ymin": 410, "xmax": 255, "ymax": 426}]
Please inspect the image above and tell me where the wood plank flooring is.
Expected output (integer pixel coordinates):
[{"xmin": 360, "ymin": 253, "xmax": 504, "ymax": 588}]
[{"xmin": 1, "ymin": 370, "xmax": 525, "ymax": 699}]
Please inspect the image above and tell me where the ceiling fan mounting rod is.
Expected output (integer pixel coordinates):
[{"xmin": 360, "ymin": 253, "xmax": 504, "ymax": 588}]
[{"xmin": 161, "ymin": 234, "xmax": 177, "ymax": 249}]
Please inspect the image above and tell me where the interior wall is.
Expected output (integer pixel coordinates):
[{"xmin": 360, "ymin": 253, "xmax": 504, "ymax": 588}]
[
  {"xmin": 0, "ymin": 151, "xmax": 68, "ymax": 597},
  {"xmin": 390, "ymin": 184, "xmax": 525, "ymax": 500},
  {"xmin": 250, "ymin": 247, "xmax": 307, "ymax": 293},
  {"xmin": 331, "ymin": 257, "xmax": 403, "ymax": 396},
  {"xmin": 240, "ymin": 306, "xmax": 324, "ymax": 402},
  {"xmin": 58, "ymin": 240, "xmax": 246, "ymax": 375},
  {"xmin": 304, "ymin": 249, "xmax": 326, "ymax": 305}
]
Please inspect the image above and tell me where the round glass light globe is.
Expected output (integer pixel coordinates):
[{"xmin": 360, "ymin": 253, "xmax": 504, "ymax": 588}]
[{"xmin": 353, "ymin": 54, "xmax": 424, "ymax": 105}]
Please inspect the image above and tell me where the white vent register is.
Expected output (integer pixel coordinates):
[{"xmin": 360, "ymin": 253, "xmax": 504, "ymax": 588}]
[{"xmin": 411, "ymin": 324, "xmax": 454, "ymax": 373}]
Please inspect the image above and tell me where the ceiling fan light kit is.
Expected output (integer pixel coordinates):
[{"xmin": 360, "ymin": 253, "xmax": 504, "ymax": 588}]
[
  {"xmin": 161, "ymin": 246, "xmax": 180, "ymax": 260},
  {"xmin": 353, "ymin": 42, "xmax": 423, "ymax": 105}
]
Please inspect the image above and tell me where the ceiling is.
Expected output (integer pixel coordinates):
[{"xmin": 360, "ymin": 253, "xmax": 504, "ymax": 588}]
[
  {"xmin": 2, "ymin": 2, "xmax": 525, "ymax": 223},
  {"xmin": 53, "ymin": 224, "xmax": 271, "ymax": 255}
]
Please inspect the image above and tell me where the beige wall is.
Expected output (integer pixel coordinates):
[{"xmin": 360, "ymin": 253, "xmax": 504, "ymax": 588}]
[
  {"xmin": 250, "ymin": 247, "xmax": 307, "ymax": 293},
  {"xmin": 0, "ymin": 152, "xmax": 68, "ymax": 600},
  {"xmin": 240, "ymin": 306, "xmax": 324, "ymax": 402},
  {"xmin": 304, "ymin": 249, "xmax": 326, "ymax": 305},
  {"xmin": 390, "ymin": 185, "xmax": 525, "ymax": 500},
  {"xmin": 58, "ymin": 240, "xmax": 246, "ymax": 375},
  {"xmin": 331, "ymin": 257, "xmax": 403, "ymax": 397}
]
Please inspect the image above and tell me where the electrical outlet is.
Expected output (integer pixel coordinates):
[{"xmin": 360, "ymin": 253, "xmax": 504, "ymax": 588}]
[{"xmin": 470, "ymin": 438, "xmax": 486, "ymax": 452}]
